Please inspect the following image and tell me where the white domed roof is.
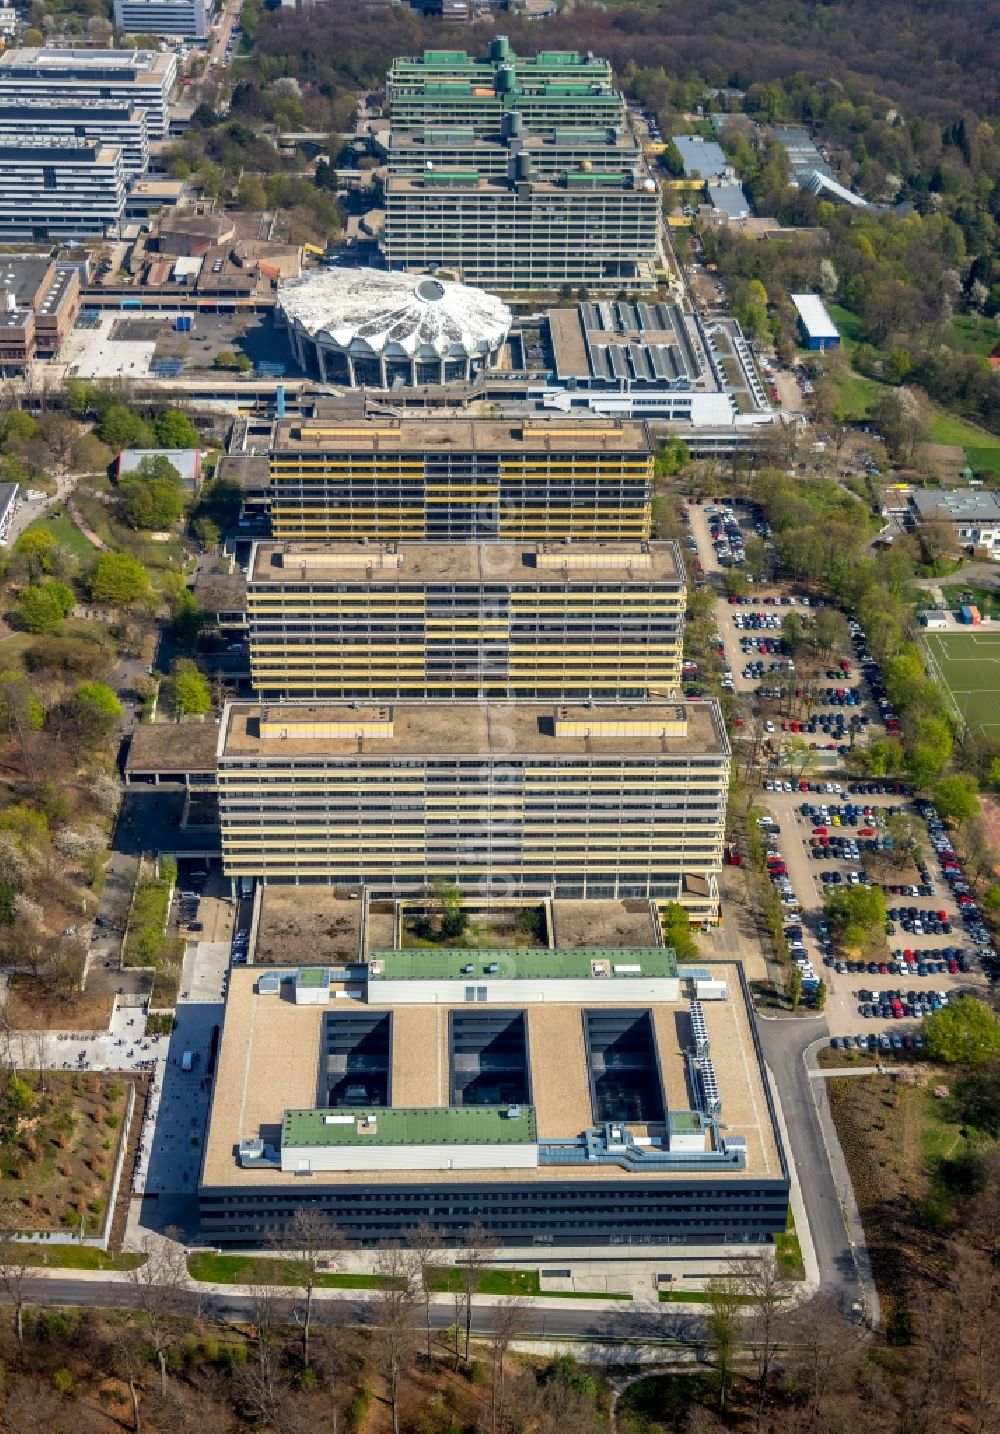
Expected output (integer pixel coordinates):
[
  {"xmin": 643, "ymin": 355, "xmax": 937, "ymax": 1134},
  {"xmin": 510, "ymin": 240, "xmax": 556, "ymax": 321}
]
[{"xmin": 278, "ymin": 269, "xmax": 512, "ymax": 359}]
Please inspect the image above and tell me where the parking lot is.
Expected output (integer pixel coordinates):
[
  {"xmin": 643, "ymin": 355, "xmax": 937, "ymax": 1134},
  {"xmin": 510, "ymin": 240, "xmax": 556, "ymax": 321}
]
[{"xmin": 761, "ymin": 783, "xmax": 994, "ymax": 1041}]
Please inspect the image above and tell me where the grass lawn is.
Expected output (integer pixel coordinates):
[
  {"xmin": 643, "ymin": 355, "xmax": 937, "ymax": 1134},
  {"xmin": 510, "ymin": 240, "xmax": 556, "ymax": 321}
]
[
  {"xmin": 775, "ymin": 1228, "xmax": 806, "ymax": 1281},
  {"xmin": 831, "ymin": 367, "xmax": 881, "ymax": 421},
  {"xmin": 659, "ymin": 1289, "xmax": 712, "ymax": 1303},
  {"xmin": 949, "ymin": 314, "xmax": 1000, "ymax": 358},
  {"xmin": 541, "ymin": 1289, "xmax": 633, "ymax": 1300},
  {"xmin": 925, "ymin": 409, "xmax": 1000, "ymax": 451},
  {"xmin": 427, "ymin": 1267, "xmax": 540, "ymax": 1297},
  {"xmin": 23, "ymin": 507, "xmax": 98, "ymax": 564},
  {"xmin": 921, "ymin": 627, "xmax": 1000, "ymax": 737},
  {"xmin": 965, "ymin": 446, "xmax": 1000, "ymax": 475},
  {"xmin": 2, "ymin": 1243, "xmax": 144, "ymax": 1270},
  {"xmin": 827, "ymin": 303, "xmax": 867, "ymax": 350},
  {"xmin": 187, "ymin": 1252, "xmax": 397, "ymax": 1289}
]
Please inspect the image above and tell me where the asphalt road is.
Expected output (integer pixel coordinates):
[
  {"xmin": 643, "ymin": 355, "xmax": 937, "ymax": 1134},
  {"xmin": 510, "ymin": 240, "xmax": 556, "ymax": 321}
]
[
  {"xmin": 12, "ymin": 1277, "xmax": 697, "ymax": 1346},
  {"xmin": 756, "ymin": 1014, "xmax": 873, "ymax": 1321}
]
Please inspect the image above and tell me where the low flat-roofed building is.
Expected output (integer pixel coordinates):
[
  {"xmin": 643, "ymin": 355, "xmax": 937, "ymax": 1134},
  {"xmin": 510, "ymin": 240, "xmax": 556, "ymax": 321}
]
[
  {"xmin": 0, "ymin": 255, "xmax": 81, "ymax": 371},
  {"xmin": 268, "ymin": 413, "xmax": 653, "ymax": 542},
  {"xmin": 125, "ymin": 720, "xmax": 220, "ymax": 787},
  {"xmin": 192, "ymin": 560, "xmax": 247, "ymax": 633},
  {"xmin": 910, "ymin": 488, "xmax": 1000, "ymax": 558},
  {"xmin": 246, "ymin": 538, "xmax": 685, "ymax": 700},
  {"xmin": 0, "ymin": 480, "xmax": 18, "ymax": 539},
  {"xmin": 791, "ymin": 293, "xmax": 840, "ymax": 350},
  {"xmin": 672, "ymin": 135, "xmax": 729, "ymax": 179},
  {"xmin": 216, "ymin": 699, "xmax": 729, "ymax": 908},
  {"xmin": 198, "ymin": 957, "xmax": 788, "ymax": 1246},
  {"xmin": 116, "ymin": 446, "xmax": 201, "ymax": 490}
]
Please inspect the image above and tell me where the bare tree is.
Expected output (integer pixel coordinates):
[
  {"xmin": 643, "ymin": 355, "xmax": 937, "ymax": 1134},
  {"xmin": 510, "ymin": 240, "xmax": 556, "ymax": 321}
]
[
  {"xmin": 239, "ymin": 1264, "xmax": 291, "ymax": 1429},
  {"xmin": 113, "ymin": 1319, "xmax": 146, "ymax": 1433},
  {"xmin": 370, "ymin": 1243, "xmax": 419, "ymax": 1434},
  {"xmin": 704, "ymin": 1275, "xmax": 743, "ymax": 1411},
  {"xmin": 0, "ymin": 1234, "xmax": 30, "ymax": 1346},
  {"xmin": 125, "ymin": 1229, "xmax": 188, "ymax": 1397},
  {"xmin": 487, "ymin": 1297, "xmax": 525, "ymax": 1434},
  {"xmin": 458, "ymin": 1222, "xmax": 496, "ymax": 1361},
  {"xmin": 405, "ymin": 1220, "xmax": 442, "ymax": 1362},
  {"xmin": 277, "ymin": 1207, "xmax": 345, "ymax": 1370},
  {"xmin": 727, "ymin": 1251, "xmax": 791, "ymax": 1425},
  {"xmin": 312, "ymin": 1297, "xmax": 357, "ymax": 1434}
]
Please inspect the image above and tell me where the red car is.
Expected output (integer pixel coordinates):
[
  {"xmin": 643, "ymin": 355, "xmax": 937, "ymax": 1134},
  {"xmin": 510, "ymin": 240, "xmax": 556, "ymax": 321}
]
[
  {"xmin": 858, "ymin": 827, "xmax": 875, "ymax": 837},
  {"xmin": 813, "ymin": 826, "xmax": 827, "ymax": 835}
]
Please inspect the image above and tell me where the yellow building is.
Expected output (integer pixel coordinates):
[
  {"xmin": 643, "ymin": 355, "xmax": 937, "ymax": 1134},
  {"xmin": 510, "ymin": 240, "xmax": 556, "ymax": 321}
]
[
  {"xmin": 217, "ymin": 700, "xmax": 729, "ymax": 908},
  {"xmin": 246, "ymin": 539, "xmax": 686, "ymax": 701},
  {"xmin": 268, "ymin": 415, "xmax": 653, "ymax": 542}
]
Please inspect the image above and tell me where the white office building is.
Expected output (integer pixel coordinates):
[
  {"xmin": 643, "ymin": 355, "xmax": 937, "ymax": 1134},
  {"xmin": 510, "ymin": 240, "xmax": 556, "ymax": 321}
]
[
  {"xmin": 0, "ymin": 100, "xmax": 149, "ymax": 177},
  {"xmin": 0, "ymin": 139, "xmax": 126, "ymax": 240},
  {"xmin": 0, "ymin": 48, "xmax": 177, "ymax": 138},
  {"xmin": 114, "ymin": 0, "xmax": 211, "ymax": 39}
]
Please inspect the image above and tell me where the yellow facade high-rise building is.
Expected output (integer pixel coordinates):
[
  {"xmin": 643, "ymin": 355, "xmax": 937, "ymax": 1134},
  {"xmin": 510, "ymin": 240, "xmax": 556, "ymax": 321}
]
[{"xmin": 246, "ymin": 539, "xmax": 686, "ymax": 701}]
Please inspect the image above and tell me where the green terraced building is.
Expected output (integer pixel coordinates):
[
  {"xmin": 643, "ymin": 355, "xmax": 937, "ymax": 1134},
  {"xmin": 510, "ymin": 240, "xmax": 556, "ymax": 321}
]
[
  {"xmin": 386, "ymin": 37, "xmax": 621, "ymax": 136},
  {"xmin": 382, "ymin": 38, "xmax": 661, "ymax": 288}
]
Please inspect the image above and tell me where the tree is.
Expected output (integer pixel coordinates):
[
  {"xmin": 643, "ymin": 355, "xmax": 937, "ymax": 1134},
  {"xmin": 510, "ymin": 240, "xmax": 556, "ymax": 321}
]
[
  {"xmin": 488, "ymin": 1298, "xmax": 525, "ymax": 1434},
  {"xmin": 873, "ymin": 387, "xmax": 927, "ymax": 463},
  {"xmin": 89, "ymin": 552, "xmax": 150, "ymax": 606},
  {"xmin": 728, "ymin": 1251, "xmax": 792, "ymax": 1421},
  {"xmin": 118, "ymin": 458, "xmax": 185, "ymax": 531},
  {"xmin": 813, "ymin": 978, "xmax": 827, "ymax": 1011},
  {"xmin": 429, "ymin": 876, "xmax": 467, "ymax": 940},
  {"xmin": 458, "ymin": 1223, "xmax": 495, "ymax": 1361},
  {"xmin": 824, "ymin": 884, "xmax": 887, "ymax": 950},
  {"xmin": 71, "ymin": 433, "xmax": 113, "ymax": 473},
  {"xmin": 95, "ymin": 404, "xmax": 154, "ymax": 451},
  {"xmin": 153, "ymin": 410, "xmax": 199, "ymax": 448},
  {"xmin": 55, "ymin": 682, "xmax": 122, "ymax": 749},
  {"xmin": 164, "ymin": 659, "xmax": 211, "ymax": 717},
  {"xmin": 924, "ymin": 996, "xmax": 1000, "ymax": 1067},
  {"xmin": 279, "ymin": 1207, "xmax": 344, "ymax": 1369},
  {"xmin": 662, "ymin": 901, "xmax": 699, "ymax": 961},
  {"xmin": 18, "ymin": 580, "xmax": 74, "ymax": 634},
  {"xmin": 12, "ymin": 529, "xmax": 58, "ymax": 580},
  {"xmin": 704, "ymin": 1275, "xmax": 742, "ymax": 1410},
  {"xmin": 125, "ymin": 1231, "xmax": 188, "ymax": 1397},
  {"xmin": 370, "ymin": 1243, "xmax": 419, "ymax": 1434},
  {"xmin": 932, "ymin": 774, "xmax": 980, "ymax": 825},
  {"xmin": 0, "ymin": 1235, "xmax": 30, "ymax": 1344},
  {"xmin": 788, "ymin": 964, "xmax": 804, "ymax": 1009},
  {"xmin": 406, "ymin": 1220, "xmax": 442, "ymax": 1362}
]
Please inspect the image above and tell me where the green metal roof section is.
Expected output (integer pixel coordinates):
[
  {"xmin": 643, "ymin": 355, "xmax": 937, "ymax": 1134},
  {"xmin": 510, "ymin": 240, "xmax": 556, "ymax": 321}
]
[
  {"xmin": 283, "ymin": 1105, "xmax": 537, "ymax": 1147},
  {"xmin": 668, "ymin": 1110, "xmax": 703, "ymax": 1132},
  {"xmin": 368, "ymin": 947, "xmax": 677, "ymax": 982},
  {"xmin": 295, "ymin": 967, "xmax": 329, "ymax": 987}
]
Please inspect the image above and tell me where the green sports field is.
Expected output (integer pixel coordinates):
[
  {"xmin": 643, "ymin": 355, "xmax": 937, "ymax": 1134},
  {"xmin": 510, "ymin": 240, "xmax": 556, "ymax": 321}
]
[{"xmin": 921, "ymin": 629, "xmax": 1000, "ymax": 737}]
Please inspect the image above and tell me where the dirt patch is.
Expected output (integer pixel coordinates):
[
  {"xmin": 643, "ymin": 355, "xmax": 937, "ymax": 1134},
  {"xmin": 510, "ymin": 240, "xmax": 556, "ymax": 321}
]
[
  {"xmin": 5, "ymin": 985, "xmax": 114, "ymax": 1032},
  {"xmin": 914, "ymin": 442, "xmax": 965, "ymax": 483},
  {"xmin": 0, "ymin": 1070, "xmax": 131, "ymax": 1234},
  {"xmin": 862, "ymin": 850, "xmax": 920, "ymax": 886},
  {"xmin": 978, "ymin": 795, "xmax": 1000, "ymax": 861},
  {"xmin": 826, "ymin": 1067, "xmax": 963, "ymax": 1323}
]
